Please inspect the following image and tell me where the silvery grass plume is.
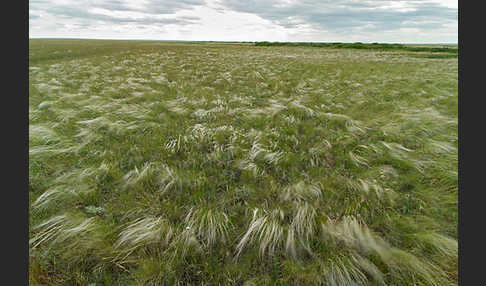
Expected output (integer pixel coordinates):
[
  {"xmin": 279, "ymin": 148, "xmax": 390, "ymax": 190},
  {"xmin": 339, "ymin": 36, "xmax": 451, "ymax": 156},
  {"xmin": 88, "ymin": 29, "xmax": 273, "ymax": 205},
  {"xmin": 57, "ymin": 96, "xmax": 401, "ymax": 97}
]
[
  {"xmin": 115, "ymin": 216, "xmax": 173, "ymax": 262},
  {"xmin": 30, "ymin": 215, "xmax": 70, "ymax": 249},
  {"xmin": 77, "ymin": 116, "xmax": 133, "ymax": 137},
  {"xmin": 348, "ymin": 144, "xmax": 373, "ymax": 167},
  {"xmin": 243, "ymin": 107, "xmax": 268, "ymax": 119},
  {"xmin": 168, "ymin": 226, "xmax": 203, "ymax": 259},
  {"xmin": 243, "ymin": 100, "xmax": 288, "ymax": 119},
  {"xmin": 32, "ymin": 186, "xmax": 81, "ymax": 210},
  {"xmin": 378, "ymin": 164, "xmax": 399, "ymax": 178},
  {"xmin": 29, "ymin": 124, "xmax": 79, "ymax": 158},
  {"xmin": 165, "ymin": 133, "xmax": 201, "ymax": 154},
  {"xmin": 29, "ymin": 144, "xmax": 79, "ymax": 158},
  {"xmin": 424, "ymin": 139, "xmax": 457, "ymax": 155},
  {"xmin": 248, "ymin": 141, "xmax": 284, "ymax": 165},
  {"xmin": 75, "ymin": 97, "xmax": 113, "ymax": 114},
  {"xmin": 379, "ymin": 141, "xmax": 430, "ymax": 173},
  {"xmin": 319, "ymin": 112, "xmax": 352, "ymax": 122},
  {"xmin": 410, "ymin": 232, "xmax": 458, "ymax": 257},
  {"xmin": 348, "ymin": 150, "xmax": 370, "ymax": 167},
  {"xmin": 290, "ymin": 203, "xmax": 317, "ymax": 241},
  {"xmin": 192, "ymin": 107, "xmax": 220, "ymax": 120},
  {"xmin": 396, "ymin": 108, "xmax": 457, "ymax": 142},
  {"xmin": 29, "ymin": 106, "xmax": 40, "ymax": 121},
  {"xmin": 165, "ymin": 123, "xmax": 242, "ymax": 154},
  {"xmin": 283, "ymin": 114, "xmax": 298, "ymax": 124},
  {"xmin": 319, "ymin": 255, "xmax": 375, "ymax": 286},
  {"xmin": 308, "ymin": 141, "xmax": 332, "ymax": 168},
  {"xmin": 236, "ymin": 140, "xmax": 285, "ymax": 177},
  {"xmin": 295, "ymin": 80, "xmax": 313, "ymax": 94},
  {"xmin": 253, "ymin": 71, "xmax": 265, "ymax": 81},
  {"xmin": 262, "ymin": 149, "xmax": 285, "ymax": 166},
  {"xmin": 236, "ymin": 203, "xmax": 319, "ymax": 260},
  {"xmin": 165, "ymin": 135, "xmax": 184, "ymax": 153},
  {"xmin": 380, "ymin": 121, "xmax": 403, "ymax": 137},
  {"xmin": 30, "ymin": 213, "xmax": 101, "ymax": 251},
  {"xmin": 346, "ymin": 119, "xmax": 367, "ymax": 135},
  {"xmin": 74, "ymin": 128, "xmax": 103, "ymax": 149},
  {"xmin": 114, "ymin": 103, "xmax": 152, "ymax": 120},
  {"xmin": 280, "ymin": 181, "xmax": 322, "ymax": 203},
  {"xmin": 235, "ymin": 142, "xmax": 262, "ymax": 177},
  {"xmin": 157, "ymin": 165, "xmax": 184, "ymax": 194},
  {"xmin": 322, "ymin": 216, "xmax": 446, "ymax": 285},
  {"xmin": 399, "ymin": 107, "xmax": 456, "ymax": 126},
  {"xmin": 184, "ymin": 207, "xmax": 231, "ymax": 247},
  {"xmin": 285, "ymin": 202, "xmax": 317, "ymax": 259},
  {"xmin": 318, "ymin": 111, "xmax": 368, "ymax": 135},
  {"xmin": 363, "ymin": 141, "xmax": 427, "ymax": 173},
  {"xmin": 29, "ymin": 124, "xmax": 61, "ymax": 145},
  {"xmin": 190, "ymin": 123, "xmax": 212, "ymax": 144},
  {"xmin": 345, "ymin": 178, "xmax": 394, "ymax": 203},
  {"xmin": 235, "ymin": 159, "xmax": 262, "ymax": 178},
  {"xmin": 236, "ymin": 208, "xmax": 285, "ymax": 259},
  {"xmin": 289, "ymin": 99, "xmax": 316, "ymax": 117},
  {"xmin": 123, "ymin": 162, "xmax": 159, "ymax": 188},
  {"xmin": 33, "ymin": 164, "xmax": 110, "ymax": 210},
  {"xmin": 266, "ymin": 100, "xmax": 288, "ymax": 116},
  {"xmin": 54, "ymin": 163, "xmax": 111, "ymax": 186},
  {"xmin": 52, "ymin": 107, "xmax": 80, "ymax": 123},
  {"xmin": 123, "ymin": 162, "xmax": 184, "ymax": 194},
  {"xmin": 380, "ymin": 141, "xmax": 414, "ymax": 154}
]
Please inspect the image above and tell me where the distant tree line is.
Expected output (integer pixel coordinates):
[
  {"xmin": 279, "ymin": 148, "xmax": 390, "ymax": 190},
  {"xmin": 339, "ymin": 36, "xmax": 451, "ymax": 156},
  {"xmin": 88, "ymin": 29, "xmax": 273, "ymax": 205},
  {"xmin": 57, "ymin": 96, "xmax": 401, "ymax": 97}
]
[{"xmin": 254, "ymin": 41, "xmax": 458, "ymax": 54}]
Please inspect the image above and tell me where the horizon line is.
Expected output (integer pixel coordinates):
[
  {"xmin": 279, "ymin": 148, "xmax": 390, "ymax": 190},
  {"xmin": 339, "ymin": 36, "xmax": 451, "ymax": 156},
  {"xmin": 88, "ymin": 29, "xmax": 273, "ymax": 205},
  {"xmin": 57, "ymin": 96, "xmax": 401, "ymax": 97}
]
[{"xmin": 28, "ymin": 37, "xmax": 458, "ymax": 45}]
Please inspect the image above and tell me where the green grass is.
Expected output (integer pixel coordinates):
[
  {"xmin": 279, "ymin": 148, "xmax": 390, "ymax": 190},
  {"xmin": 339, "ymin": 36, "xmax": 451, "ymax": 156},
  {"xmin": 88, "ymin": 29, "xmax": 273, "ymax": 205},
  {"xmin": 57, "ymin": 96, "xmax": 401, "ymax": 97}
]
[
  {"xmin": 254, "ymin": 41, "xmax": 458, "ymax": 55},
  {"xmin": 29, "ymin": 39, "xmax": 458, "ymax": 285}
]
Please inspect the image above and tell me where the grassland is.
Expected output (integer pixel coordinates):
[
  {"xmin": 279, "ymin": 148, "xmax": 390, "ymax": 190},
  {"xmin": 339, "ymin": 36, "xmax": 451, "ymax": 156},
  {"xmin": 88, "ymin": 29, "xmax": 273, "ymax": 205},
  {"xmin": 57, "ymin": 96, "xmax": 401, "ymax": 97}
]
[
  {"xmin": 253, "ymin": 42, "xmax": 458, "ymax": 55},
  {"xmin": 29, "ymin": 39, "xmax": 458, "ymax": 285}
]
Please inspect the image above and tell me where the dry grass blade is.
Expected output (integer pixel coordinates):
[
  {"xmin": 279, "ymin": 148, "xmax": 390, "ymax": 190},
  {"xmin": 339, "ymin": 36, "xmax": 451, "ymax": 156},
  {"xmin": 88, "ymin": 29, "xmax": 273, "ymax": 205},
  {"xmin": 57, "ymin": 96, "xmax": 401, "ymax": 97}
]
[
  {"xmin": 236, "ymin": 208, "xmax": 285, "ymax": 258},
  {"xmin": 116, "ymin": 216, "xmax": 173, "ymax": 249},
  {"xmin": 184, "ymin": 207, "xmax": 231, "ymax": 246},
  {"xmin": 281, "ymin": 181, "xmax": 322, "ymax": 202},
  {"xmin": 322, "ymin": 217, "xmax": 448, "ymax": 285}
]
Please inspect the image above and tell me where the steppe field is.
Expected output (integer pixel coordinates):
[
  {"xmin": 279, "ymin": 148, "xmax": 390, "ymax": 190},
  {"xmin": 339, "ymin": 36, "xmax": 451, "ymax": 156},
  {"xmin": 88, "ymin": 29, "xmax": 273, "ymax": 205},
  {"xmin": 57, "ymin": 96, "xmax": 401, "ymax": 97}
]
[{"xmin": 29, "ymin": 39, "xmax": 458, "ymax": 285}]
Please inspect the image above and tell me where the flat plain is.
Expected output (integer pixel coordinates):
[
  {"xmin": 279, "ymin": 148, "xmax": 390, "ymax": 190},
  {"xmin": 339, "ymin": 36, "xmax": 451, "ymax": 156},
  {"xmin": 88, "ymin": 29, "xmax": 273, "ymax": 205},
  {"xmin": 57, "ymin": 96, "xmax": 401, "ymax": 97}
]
[{"xmin": 29, "ymin": 39, "xmax": 458, "ymax": 285}]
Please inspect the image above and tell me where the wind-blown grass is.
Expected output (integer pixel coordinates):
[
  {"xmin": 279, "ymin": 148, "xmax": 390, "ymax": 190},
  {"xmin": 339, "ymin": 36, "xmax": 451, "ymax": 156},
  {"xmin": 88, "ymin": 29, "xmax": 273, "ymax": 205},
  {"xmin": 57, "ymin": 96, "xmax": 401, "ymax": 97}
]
[{"xmin": 29, "ymin": 39, "xmax": 457, "ymax": 285}]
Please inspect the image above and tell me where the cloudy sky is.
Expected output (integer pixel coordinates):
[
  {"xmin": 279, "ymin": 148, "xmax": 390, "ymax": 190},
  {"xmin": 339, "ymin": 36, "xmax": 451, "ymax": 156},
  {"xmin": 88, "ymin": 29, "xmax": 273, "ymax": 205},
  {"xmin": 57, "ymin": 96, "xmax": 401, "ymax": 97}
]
[{"xmin": 29, "ymin": 0, "xmax": 458, "ymax": 43}]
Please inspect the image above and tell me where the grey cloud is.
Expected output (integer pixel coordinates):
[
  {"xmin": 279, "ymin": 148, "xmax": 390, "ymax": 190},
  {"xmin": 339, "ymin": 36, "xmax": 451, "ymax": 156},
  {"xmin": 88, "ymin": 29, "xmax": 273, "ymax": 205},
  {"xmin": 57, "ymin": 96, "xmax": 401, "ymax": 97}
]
[
  {"xmin": 91, "ymin": 0, "xmax": 205, "ymax": 15},
  {"xmin": 143, "ymin": 0, "xmax": 206, "ymax": 14},
  {"xmin": 52, "ymin": 7, "xmax": 195, "ymax": 26},
  {"xmin": 29, "ymin": 0, "xmax": 457, "ymax": 42},
  {"xmin": 29, "ymin": 0, "xmax": 203, "ymax": 26},
  {"xmin": 219, "ymin": 0, "xmax": 457, "ymax": 32}
]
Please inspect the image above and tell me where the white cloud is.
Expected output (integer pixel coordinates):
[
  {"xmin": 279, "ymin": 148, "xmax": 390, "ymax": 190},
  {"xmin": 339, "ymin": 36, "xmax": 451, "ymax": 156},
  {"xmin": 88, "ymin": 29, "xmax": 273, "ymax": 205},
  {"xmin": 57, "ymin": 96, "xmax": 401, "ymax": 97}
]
[
  {"xmin": 433, "ymin": 0, "xmax": 457, "ymax": 9},
  {"xmin": 29, "ymin": 0, "xmax": 458, "ymax": 43}
]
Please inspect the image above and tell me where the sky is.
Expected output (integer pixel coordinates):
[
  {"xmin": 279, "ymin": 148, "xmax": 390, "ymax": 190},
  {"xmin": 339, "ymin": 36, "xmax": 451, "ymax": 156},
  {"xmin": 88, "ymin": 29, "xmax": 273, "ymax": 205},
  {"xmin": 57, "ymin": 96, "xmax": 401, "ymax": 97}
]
[{"xmin": 29, "ymin": 0, "xmax": 458, "ymax": 43}]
